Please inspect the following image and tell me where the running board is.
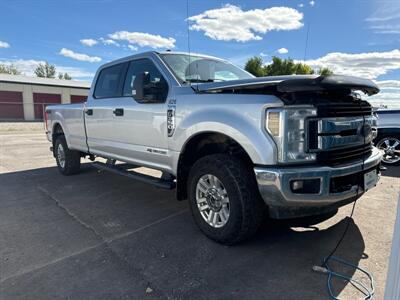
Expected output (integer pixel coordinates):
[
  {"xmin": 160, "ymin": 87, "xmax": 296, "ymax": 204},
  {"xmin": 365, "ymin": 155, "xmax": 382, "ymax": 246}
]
[{"xmin": 92, "ymin": 162, "xmax": 175, "ymax": 190}]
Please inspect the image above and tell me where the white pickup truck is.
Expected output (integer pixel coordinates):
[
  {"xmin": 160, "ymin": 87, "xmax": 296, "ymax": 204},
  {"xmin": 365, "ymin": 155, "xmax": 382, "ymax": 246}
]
[{"xmin": 45, "ymin": 51, "xmax": 383, "ymax": 244}]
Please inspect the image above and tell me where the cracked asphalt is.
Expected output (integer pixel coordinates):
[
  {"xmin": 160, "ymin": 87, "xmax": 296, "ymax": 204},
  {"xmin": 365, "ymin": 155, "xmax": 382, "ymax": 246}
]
[{"xmin": 0, "ymin": 128, "xmax": 399, "ymax": 299}]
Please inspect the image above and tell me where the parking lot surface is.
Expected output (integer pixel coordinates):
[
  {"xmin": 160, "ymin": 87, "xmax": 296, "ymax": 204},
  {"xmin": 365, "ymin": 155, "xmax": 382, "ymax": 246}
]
[{"xmin": 0, "ymin": 128, "xmax": 399, "ymax": 299}]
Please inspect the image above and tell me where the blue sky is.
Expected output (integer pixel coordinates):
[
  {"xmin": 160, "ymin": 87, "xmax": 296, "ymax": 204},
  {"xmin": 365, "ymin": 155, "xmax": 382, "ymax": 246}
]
[{"xmin": 0, "ymin": 0, "xmax": 399, "ymax": 106}]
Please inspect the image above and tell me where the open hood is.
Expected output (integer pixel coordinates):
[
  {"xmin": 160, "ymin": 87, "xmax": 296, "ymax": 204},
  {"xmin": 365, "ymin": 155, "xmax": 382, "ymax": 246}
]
[{"xmin": 193, "ymin": 75, "xmax": 379, "ymax": 96}]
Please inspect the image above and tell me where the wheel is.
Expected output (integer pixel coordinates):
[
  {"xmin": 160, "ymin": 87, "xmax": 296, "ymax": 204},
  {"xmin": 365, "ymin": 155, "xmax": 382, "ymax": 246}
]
[
  {"xmin": 187, "ymin": 154, "xmax": 265, "ymax": 245},
  {"xmin": 376, "ymin": 135, "xmax": 400, "ymax": 165},
  {"xmin": 54, "ymin": 135, "xmax": 81, "ymax": 175}
]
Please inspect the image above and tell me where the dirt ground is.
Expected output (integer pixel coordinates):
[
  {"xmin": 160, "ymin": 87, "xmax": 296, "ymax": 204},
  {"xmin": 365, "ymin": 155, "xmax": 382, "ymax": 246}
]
[{"xmin": 0, "ymin": 124, "xmax": 399, "ymax": 299}]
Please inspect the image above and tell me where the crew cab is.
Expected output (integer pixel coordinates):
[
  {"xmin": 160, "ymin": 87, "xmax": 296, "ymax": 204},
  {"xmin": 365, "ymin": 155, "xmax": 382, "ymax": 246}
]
[{"xmin": 45, "ymin": 51, "xmax": 383, "ymax": 244}]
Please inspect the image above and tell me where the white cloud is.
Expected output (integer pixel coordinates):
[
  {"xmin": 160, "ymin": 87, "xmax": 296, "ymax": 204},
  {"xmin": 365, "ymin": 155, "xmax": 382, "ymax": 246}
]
[
  {"xmin": 298, "ymin": 3, "xmax": 304, "ymax": 8},
  {"xmin": 366, "ymin": 3, "xmax": 400, "ymax": 36},
  {"xmin": 59, "ymin": 48, "xmax": 102, "ymax": 63},
  {"xmin": 368, "ymin": 90, "xmax": 400, "ymax": 108},
  {"xmin": 0, "ymin": 58, "xmax": 94, "ymax": 79},
  {"xmin": 100, "ymin": 38, "xmax": 120, "ymax": 46},
  {"xmin": 260, "ymin": 52, "xmax": 268, "ymax": 57},
  {"xmin": 297, "ymin": 49, "xmax": 400, "ymax": 79},
  {"xmin": 277, "ymin": 47, "xmax": 288, "ymax": 54},
  {"xmin": 127, "ymin": 45, "xmax": 138, "ymax": 51},
  {"xmin": 188, "ymin": 4, "xmax": 303, "ymax": 42},
  {"xmin": 80, "ymin": 39, "xmax": 98, "ymax": 47},
  {"xmin": 108, "ymin": 31, "xmax": 175, "ymax": 49},
  {"xmin": 0, "ymin": 41, "xmax": 10, "ymax": 48},
  {"xmin": 375, "ymin": 80, "xmax": 400, "ymax": 90},
  {"xmin": 309, "ymin": 1, "xmax": 315, "ymax": 7}
]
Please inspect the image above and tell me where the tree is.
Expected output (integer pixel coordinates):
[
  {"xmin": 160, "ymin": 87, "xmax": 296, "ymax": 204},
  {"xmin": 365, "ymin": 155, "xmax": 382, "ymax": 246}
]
[
  {"xmin": 58, "ymin": 72, "xmax": 72, "ymax": 80},
  {"xmin": 318, "ymin": 67, "xmax": 334, "ymax": 76},
  {"xmin": 244, "ymin": 57, "xmax": 265, "ymax": 77},
  {"xmin": 0, "ymin": 64, "xmax": 21, "ymax": 75},
  {"xmin": 244, "ymin": 56, "xmax": 332, "ymax": 77},
  {"xmin": 34, "ymin": 62, "xmax": 56, "ymax": 78}
]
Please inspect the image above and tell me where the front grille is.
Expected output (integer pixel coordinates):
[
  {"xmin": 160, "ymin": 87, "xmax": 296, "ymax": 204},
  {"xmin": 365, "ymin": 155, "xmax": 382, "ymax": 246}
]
[
  {"xmin": 317, "ymin": 100, "xmax": 372, "ymax": 118},
  {"xmin": 317, "ymin": 144, "xmax": 372, "ymax": 165},
  {"xmin": 308, "ymin": 99, "xmax": 374, "ymax": 165}
]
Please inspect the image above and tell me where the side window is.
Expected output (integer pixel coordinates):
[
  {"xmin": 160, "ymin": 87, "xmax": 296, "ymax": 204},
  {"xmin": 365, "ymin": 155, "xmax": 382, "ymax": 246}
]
[
  {"xmin": 94, "ymin": 63, "xmax": 126, "ymax": 99},
  {"xmin": 123, "ymin": 59, "xmax": 168, "ymax": 103}
]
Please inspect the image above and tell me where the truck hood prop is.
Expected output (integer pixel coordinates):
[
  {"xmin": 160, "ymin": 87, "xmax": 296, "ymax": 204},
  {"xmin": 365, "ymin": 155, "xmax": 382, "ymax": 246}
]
[{"xmin": 194, "ymin": 75, "xmax": 379, "ymax": 96}]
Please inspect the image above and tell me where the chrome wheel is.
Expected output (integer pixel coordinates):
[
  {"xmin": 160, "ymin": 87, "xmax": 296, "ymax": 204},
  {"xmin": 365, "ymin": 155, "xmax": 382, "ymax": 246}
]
[
  {"xmin": 57, "ymin": 143, "xmax": 66, "ymax": 168},
  {"xmin": 377, "ymin": 137, "xmax": 400, "ymax": 164},
  {"xmin": 196, "ymin": 174, "xmax": 230, "ymax": 228}
]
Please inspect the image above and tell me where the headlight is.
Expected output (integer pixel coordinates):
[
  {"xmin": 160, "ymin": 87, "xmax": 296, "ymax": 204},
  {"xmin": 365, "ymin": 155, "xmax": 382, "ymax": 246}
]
[{"xmin": 266, "ymin": 106, "xmax": 317, "ymax": 164}]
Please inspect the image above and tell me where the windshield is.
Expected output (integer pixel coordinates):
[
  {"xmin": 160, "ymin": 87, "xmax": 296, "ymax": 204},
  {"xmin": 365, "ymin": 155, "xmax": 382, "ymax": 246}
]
[{"xmin": 160, "ymin": 53, "xmax": 254, "ymax": 84}]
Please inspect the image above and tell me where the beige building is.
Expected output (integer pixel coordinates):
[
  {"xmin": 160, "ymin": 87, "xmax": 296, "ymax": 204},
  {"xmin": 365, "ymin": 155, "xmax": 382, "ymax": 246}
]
[{"xmin": 0, "ymin": 74, "xmax": 91, "ymax": 120}]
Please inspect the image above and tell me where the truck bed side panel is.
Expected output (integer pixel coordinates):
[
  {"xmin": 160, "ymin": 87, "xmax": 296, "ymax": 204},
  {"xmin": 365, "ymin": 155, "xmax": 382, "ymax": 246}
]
[{"xmin": 50, "ymin": 103, "xmax": 88, "ymax": 152}]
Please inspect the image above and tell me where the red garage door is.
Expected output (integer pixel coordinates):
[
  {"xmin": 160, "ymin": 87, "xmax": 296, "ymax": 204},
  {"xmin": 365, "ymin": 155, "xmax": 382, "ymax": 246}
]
[
  {"xmin": 70, "ymin": 95, "xmax": 87, "ymax": 103},
  {"xmin": 0, "ymin": 91, "xmax": 24, "ymax": 120},
  {"xmin": 33, "ymin": 93, "xmax": 61, "ymax": 120}
]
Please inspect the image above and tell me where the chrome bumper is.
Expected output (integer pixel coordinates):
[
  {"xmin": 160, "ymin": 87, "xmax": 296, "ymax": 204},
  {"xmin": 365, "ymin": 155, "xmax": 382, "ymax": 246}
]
[{"xmin": 254, "ymin": 147, "xmax": 383, "ymax": 218}]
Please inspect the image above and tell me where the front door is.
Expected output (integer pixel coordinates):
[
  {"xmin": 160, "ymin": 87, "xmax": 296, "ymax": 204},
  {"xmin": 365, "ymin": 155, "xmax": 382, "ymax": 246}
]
[{"xmin": 111, "ymin": 58, "xmax": 171, "ymax": 171}]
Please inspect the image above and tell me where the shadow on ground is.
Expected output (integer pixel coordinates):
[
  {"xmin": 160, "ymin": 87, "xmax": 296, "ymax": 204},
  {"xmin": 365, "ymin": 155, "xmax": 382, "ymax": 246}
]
[
  {"xmin": 0, "ymin": 164, "xmax": 367, "ymax": 299},
  {"xmin": 382, "ymin": 165, "xmax": 400, "ymax": 178}
]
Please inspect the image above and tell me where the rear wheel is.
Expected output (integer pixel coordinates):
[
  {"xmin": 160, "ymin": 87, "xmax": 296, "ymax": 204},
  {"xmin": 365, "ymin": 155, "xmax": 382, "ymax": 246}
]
[
  {"xmin": 188, "ymin": 154, "xmax": 265, "ymax": 245},
  {"xmin": 54, "ymin": 135, "xmax": 81, "ymax": 175},
  {"xmin": 376, "ymin": 135, "xmax": 400, "ymax": 165}
]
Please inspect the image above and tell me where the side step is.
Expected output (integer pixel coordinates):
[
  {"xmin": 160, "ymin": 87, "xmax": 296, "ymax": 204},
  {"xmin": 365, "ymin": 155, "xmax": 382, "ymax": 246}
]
[{"xmin": 92, "ymin": 162, "xmax": 175, "ymax": 190}]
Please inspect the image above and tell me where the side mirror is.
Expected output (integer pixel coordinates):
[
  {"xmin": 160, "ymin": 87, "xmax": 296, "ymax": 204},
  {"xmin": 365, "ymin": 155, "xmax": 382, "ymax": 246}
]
[{"xmin": 132, "ymin": 72, "xmax": 150, "ymax": 101}]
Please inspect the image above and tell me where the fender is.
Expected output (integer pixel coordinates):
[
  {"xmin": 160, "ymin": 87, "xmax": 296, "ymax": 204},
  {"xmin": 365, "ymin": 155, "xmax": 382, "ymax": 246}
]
[
  {"xmin": 51, "ymin": 111, "xmax": 71, "ymax": 146},
  {"xmin": 375, "ymin": 127, "xmax": 400, "ymax": 141},
  {"xmin": 171, "ymin": 107, "xmax": 277, "ymax": 168}
]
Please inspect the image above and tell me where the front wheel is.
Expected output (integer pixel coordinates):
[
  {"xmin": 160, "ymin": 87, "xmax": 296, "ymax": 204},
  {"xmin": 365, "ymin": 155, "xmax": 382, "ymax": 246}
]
[
  {"xmin": 187, "ymin": 154, "xmax": 265, "ymax": 245},
  {"xmin": 376, "ymin": 135, "xmax": 400, "ymax": 165},
  {"xmin": 54, "ymin": 135, "xmax": 81, "ymax": 175}
]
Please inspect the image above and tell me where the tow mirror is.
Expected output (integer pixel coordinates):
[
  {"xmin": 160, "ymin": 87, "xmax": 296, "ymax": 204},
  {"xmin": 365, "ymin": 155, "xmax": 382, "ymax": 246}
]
[{"xmin": 132, "ymin": 72, "xmax": 150, "ymax": 101}]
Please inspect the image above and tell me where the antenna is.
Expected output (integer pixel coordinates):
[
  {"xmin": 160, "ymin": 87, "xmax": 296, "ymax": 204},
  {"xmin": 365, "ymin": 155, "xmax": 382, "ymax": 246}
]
[
  {"xmin": 303, "ymin": 22, "xmax": 310, "ymax": 61},
  {"xmin": 186, "ymin": 0, "xmax": 192, "ymax": 85}
]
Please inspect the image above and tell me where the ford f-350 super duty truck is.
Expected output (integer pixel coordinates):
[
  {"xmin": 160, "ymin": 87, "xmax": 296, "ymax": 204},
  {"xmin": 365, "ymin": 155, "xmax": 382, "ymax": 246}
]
[{"xmin": 45, "ymin": 51, "xmax": 383, "ymax": 244}]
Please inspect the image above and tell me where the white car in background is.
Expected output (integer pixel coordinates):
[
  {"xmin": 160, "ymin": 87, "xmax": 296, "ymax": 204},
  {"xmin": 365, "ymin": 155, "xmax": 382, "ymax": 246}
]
[{"xmin": 375, "ymin": 109, "xmax": 400, "ymax": 165}]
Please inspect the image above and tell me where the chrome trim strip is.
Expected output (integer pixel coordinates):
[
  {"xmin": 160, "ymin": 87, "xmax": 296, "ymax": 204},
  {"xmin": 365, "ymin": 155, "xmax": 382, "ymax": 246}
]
[{"xmin": 309, "ymin": 115, "xmax": 377, "ymax": 151}]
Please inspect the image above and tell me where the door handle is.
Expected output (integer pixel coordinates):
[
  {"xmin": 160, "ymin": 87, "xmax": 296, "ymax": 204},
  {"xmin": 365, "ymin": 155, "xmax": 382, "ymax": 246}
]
[
  {"xmin": 85, "ymin": 109, "xmax": 93, "ymax": 116},
  {"xmin": 113, "ymin": 108, "xmax": 124, "ymax": 116}
]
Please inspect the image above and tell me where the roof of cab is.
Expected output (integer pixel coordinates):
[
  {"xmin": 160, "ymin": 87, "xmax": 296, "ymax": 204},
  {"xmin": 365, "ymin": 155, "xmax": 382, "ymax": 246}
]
[{"xmin": 98, "ymin": 51, "xmax": 226, "ymax": 69}]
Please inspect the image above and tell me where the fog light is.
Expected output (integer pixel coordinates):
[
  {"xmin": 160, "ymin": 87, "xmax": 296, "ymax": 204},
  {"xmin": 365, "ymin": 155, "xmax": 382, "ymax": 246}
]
[
  {"xmin": 290, "ymin": 178, "xmax": 321, "ymax": 194},
  {"xmin": 291, "ymin": 180, "xmax": 304, "ymax": 191}
]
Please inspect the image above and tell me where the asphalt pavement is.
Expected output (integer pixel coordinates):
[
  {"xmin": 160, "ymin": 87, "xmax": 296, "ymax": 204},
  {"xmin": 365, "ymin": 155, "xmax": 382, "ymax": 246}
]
[{"xmin": 0, "ymin": 129, "xmax": 399, "ymax": 299}]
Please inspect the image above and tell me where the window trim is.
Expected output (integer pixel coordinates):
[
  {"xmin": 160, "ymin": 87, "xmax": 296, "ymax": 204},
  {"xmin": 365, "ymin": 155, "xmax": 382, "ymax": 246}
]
[
  {"xmin": 122, "ymin": 57, "xmax": 170, "ymax": 104},
  {"xmin": 93, "ymin": 62, "xmax": 129, "ymax": 100}
]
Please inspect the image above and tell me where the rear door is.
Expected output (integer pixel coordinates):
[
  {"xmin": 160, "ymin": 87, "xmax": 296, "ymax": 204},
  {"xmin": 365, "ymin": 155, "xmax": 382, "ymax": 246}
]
[{"xmin": 85, "ymin": 62, "xmax": 128, "ymax": 156}]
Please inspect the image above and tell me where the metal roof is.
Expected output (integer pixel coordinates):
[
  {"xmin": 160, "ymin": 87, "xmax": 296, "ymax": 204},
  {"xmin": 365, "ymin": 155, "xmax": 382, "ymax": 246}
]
[{"xmin": 0, "ymin": 74, "xmax": 91, "ymax": 89}]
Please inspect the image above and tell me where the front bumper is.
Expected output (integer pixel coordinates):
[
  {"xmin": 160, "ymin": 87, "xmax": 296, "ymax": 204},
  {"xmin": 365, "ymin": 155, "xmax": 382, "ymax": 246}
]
[{"xmin": 254, "ymin": 147, "xmax": 383, "ymax": 219}]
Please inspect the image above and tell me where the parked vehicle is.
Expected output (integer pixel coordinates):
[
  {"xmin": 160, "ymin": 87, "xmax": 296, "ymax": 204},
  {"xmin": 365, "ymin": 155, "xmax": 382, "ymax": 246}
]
[
  {"xmin": 375, "ymin": 109, "xmax": 400, "ymax": 165},
  {"xmin": 45, "ymin": 51, "xmax": 383, "ymax": 244}
]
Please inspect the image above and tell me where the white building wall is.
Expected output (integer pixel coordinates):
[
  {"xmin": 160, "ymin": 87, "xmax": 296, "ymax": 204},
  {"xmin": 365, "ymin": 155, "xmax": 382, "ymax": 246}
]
[{"xmin": 0, "ymin": 82, "xmax": 89, "ymax": 120}]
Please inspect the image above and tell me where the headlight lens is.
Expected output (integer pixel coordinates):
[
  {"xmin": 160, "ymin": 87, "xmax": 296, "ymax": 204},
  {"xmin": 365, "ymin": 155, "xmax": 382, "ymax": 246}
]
[{"xmin": 266, "ymin": 106, "xmax": 317, "ymax": 163}]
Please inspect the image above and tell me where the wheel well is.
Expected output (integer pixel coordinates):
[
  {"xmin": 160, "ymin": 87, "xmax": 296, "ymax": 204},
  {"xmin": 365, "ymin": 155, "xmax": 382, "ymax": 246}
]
[
  {"xmin": 52, "ymin": 123, "xmax": 64, "ymax": 156},
  {"xmin": 176, "ymin": 132, "xmax": 253, "ymax": 201}
]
